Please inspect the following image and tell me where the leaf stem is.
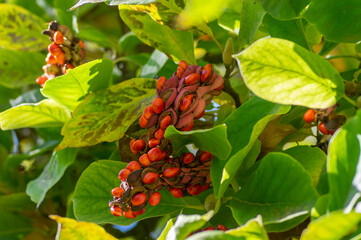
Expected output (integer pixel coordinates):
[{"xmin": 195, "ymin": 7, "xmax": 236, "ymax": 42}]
[
  {"xmin": 325, "ymin": 55, "xmax": 361, "ymax": 61},
  {"xmin": 296, "ymin": 19, "xmax": 313, "ymax": 52},
  {"xmin": 230, "ymin": 179, "xmax": 240, "ymax": 192},
  {"xmin": 223, "ymin": 64, "xmax": 241, "ymax": 107},
  {"xmin": 342, "ymin": 94, "xmax": 357, "ymax": 107}
]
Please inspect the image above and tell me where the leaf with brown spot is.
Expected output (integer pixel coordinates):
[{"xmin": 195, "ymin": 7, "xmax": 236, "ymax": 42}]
[{"xmin": 56, "ymin": 78, "xmax": 156, "ymax": 150}]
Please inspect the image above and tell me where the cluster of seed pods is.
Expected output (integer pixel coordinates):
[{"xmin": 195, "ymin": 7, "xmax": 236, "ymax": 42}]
[
  {"xmin": 303, "ymin": 105, "xmax": 346, "ymax": 135},
  {"xmin": 109, "ymin": 61, "xmax": 224, "ymax": 219},
  {"xmin": 36, "ymin": 21, "xmax": 85, "ymax": 87}
]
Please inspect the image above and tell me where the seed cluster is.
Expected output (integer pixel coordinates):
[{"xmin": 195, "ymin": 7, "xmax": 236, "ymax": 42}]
[
  {"xmin": 36, "ymin": 21, "xmax": 85, "ymax": 87},
  {"xmin": 109, "ymin": 61, "xmax": 224, "ymax": 218}
]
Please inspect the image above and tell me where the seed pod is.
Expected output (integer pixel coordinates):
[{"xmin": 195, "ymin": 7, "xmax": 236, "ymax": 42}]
[
  {"xmin": 163, "ymin": 167, "xmax": 180, "ymax": 178},
  {"xmin": 187, "ymin": 184, "xmax": 202, "ymax": 195},
  {"xmin": 184, "ymin": 73, "xmax": 200, "ymax": 85},
  {"xmin": 111, "ymin": 187, "xmax": 124, "ymax": 198},
  {"xmin": 200, "ymin": 151, "xmax": 212, "ymax": 162},
  {"xmin": 160, "ymin": 115, "xmax": 172, "ymax": 130},
  {"xmin": 170, "ymin": 187, "xmax": 183, "ymax": 198},
  {"xmin": 154, "ymin": 128, "xmax": 165, "ymax": 139},
  {"xmin": 126, "ymin": 161, "xmax": 141, "ymax": 171},
  {"xmin": 139, "ymin": 154, "xmax": 151, "ymax": 167},
  {"xmin": 148, "ymin": 192, "xmax": 161, "ymax": 206},
  {"xmin": 222, "ymin": 38, "xmax": 234, "ymax": 67},
  {"xmin": 183, "ymin": 153, "xmax": 195, "ymax": 164},
  {"xmin": 58, "ymin": 24, "xmax": 73, "ymax": 41},
  {"xmin": 131, "ymin": 192, "xmax": 147, "ymax": 206},
  {"xmin": 303, "ymin": 109, "xmax": 315, "ymax": 123},
  {"xmin": 149, "ymin": 138, "xmax": 160, "ymax": 148},
  {"xmin": 157, "ymin": 76, "xmax": 166, "ymax": 91},
  {"xmin": 153, "ymin": 98, "xmax": 165, "ymax": 114},
  {"xmin": 123, "ymin": 208, "xmax": 136, "ymax": 219},
  {"xmin": 54, "ymin": 31, "xmax": 64, "ymax": 44},
  {"xmin": 110, "ymin": 205, "xmax": 123, "ymax": 217},
  {"xmin": 143, "ymin": 106, "xmax": 154, "ymax": 120},
  {"xmin": 118, "ymin": 169, "xmax": 131, "ymax": 181},
  {"xmin": 143, "ymin": 172, "xmax": 159, "ymax": 184}
]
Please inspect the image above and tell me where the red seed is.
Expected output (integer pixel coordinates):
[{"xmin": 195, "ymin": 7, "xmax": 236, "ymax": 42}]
[
  {"xmin": 133, "ymin": 208, "xmax": 146, "ymax": 216},
  {"xmin": 187, "ymin": 184, "xmax": 202, "ymax": 195},
  {"xmin": 204, "ymin": 63, "xmax": 212, "ymax": 70},
  {"xmin": 204, "ymin": 227, "xmax": 214, "ymax": 231},
  {"xmin": 161, "ymin": 151, "xmax": 167, "ymax": 160},
  {"xmin": 303, "ymin": 109, "xmax": 315, "ymax": 123},
  {"xmin": 160, "ymin": 115, "xmax": 172, "ymax": 130},
  {"xmin": 118, "ymin": 169, "xmax": 131, "ymax": 181},
  {"xmin": 157, "ymin": 76, "xmax": 166, "ymax": 91},
  {"xmin": 179, "ymin": 60, "xmax": 188, "ymax": 70},
  {"xmin": 181, "ymin": 121, "xmax": 194, "ymax": 131},
  {"xmin": 195, "ymin": 109, "xmax": 205, "ymax": 119},
  {"xmin": 148, "ymin": 192, "xmax": 161, "ymax": 206},
  {"xmin": 110, "ymin": 206, "xmax": 123, "ymax": 217},
  {"xmin": 177, "ymin": 67, "xmax": 185, "ymax": 78},
  {"xmin": 201, "ymin": 69, "xmax": 211, "ymax": 82},
  {"xmin": 48, "ymin": 43, "xmax": 62, "ymax": 56},
  {"xmin": 123, "ymin": 208, "xmax": 136, "ymax": 219},
  {"xmin": 148, "ymin": 148, "xmax": 162, "ymax": 162},
  {"xmin": 54, "ymin": 31, "xmax": 64, "ymax": 44},
  {"xmin": 132, "ymin": 140, "xmax": 146, "ymax": 152},
  {"xmin": 200, "ymin": 151, "xmax": 212, "ymax": 162},
  {"xmin": 143, "ymin": 106, "xmax": 154, "ymax": 120},
  {"xmin": 214, "ymin": 84, "xmax": 224, "ymax": 91},
  {"xmin": 179, "ymin": 95, "xmax": 194, "ymax": 112},
  {"xmin": 111, "ymin": 187, "xmax": 124, "ymax": 198},
  {"xmin": 36, "ymin": 76, "xmax": 48, "ymax": 86},
  {"xmin": 79, "ymin": 40, "xmax": 85, "ymax": 48},
  {"xmin": 318, "ymin": 122, "xmax": 331, "ymax": 135},
  {"xmin": 139, "ymin": 115, "xmax": 149, "ymax": 128},
  {"xmin": 66, "ymin": 63, "xmax": 74, "ymax": 69},
  {"xmin": 163, "ymin": 167, "xmax": 180, "ymax": 178},
  {"xmin": 183, "ymin": 153, "xmax": 195, "ymax": 164},
  {"xmin": 131, "ymin": 192, "xmax": 146, "ymax": 206},
  {"xmin": 126, "ymin": 161, "xmax": 141, "ymax": 171},
  {"xmin": 143, "ymin": 172, "xmax": 158, "ymax": 184},
  {"xmin": 149, "ymin": 138, "xmax": 160, "ymax": 148},
  {"xmin": 170, "ymin": 188, "xmax": 183, "ymax": 198},
  {"xmin": 217, "ymin": 225, "xmax": 227, "ymax": 231},
  {"xmin": 185, "ymin": 73, "xmax": 200, "ymax": 85},
  {"xmin": 154, "ymin": 128, "xmax": 165, "ymax": 139},
  {"xmin": 139, "ymin": 154, "xmax": 151, "ymax": 167},
  {"xmin": 152, "ymin": 98, "xmax": 165, "ymax": 114},
  {"xmin": 55, "ymin": 52, "xmax": 65, "ymax": 65},
  {"xmin": 46, "ymin": 53, "xmax": 57, "ymax": 64},
  {"xmin": 130, "ymin": 139, "xmax": 137, "ymax": 154}
]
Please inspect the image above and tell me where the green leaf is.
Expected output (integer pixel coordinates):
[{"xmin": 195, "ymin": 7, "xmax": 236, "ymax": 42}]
[
  {"xmin": 164, "ymin": 124, "xmax": 232, "ymax": 160},
  {"xmin": 259, "ymin": 0, "xmax": 310, "ymax": 20},
  {"xmin": 54, "ymin": 0, "xmax": 78, "ymax": 32},
  {"xmin": 235, "ymin": 38, "xmax": 345, "ymax": 108},
  {"xmin": 70, "ymin": 0, "xmax": 157, "ymax": 10},
  {"xmin": 327, "ymin": 110, "xmax": 361, "ymax": 211},
  {"xmin": 0, "ymin": 49, "xmax": 44, "ymax": 88},
  {"xmin": 283, "ymin": 146, "xmax": 326, "ymax": 187},
  {"xmin": 119, "ymin": 5, "xmax": 196, "ymax": 64},
  {"xmin": 0, "ymin": 3, "xmax": 48, "ymax": 51},
  {"xmin": 157, "ymin": 218, "xmax": 176, "ymax": 240},
  {"xmin": 42, "ymin": 59, "xmax": 114, "ymax": 111},
  {"xmin": 262, "ymin": 14, "xmax": 308, "ymax": 49},
  {"xmin": 318, "ymin": 41, "xmax": 339, "ymax": 56},
  {"xmin": 0, "ymin": 193, "xmax": 35, "ymax": 211},
  {"xmin": 73, "ymin": 160, "xmax": 205, "ymax": 225},
  {"xmin": 0, "ymin": 99, "xmax": 71, "ymax": 130},
  {"xmin": 140, "ymin": 49, "xmax": 168, "ymax": 78},
  {"xmin": 304, "ymin": 0, "xmax": 361, "ymax": 43},
  {"xmin": 212, "ymin": 97, "xmax": 290, "ymax": 199},
  {"xmin": 237, "ymin": 0, "xmax": 266, "ymax": 49},
  {"xmin": 230, "ymin": 152, "xmax": 318, "ymax": 232},
  {"xmin": 26, "ymin": 148, "xmax": 78, "ymax": 207},
  {"xmin": 166, "ymin": 211, "xmax": 214, "ymax": 240},
  {"xmin": 56, "ymin": 78, "xmax": 156, "ymax": 150},
  {"xmin": 300, "ymin": 211, "xmax": 361, "ymax": 240},
  {"xmin": 0, "ymin": 211, "xmax": 33, "ymax": 238}
]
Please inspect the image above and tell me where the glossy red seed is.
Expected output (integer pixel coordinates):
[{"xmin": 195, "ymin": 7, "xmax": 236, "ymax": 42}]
[
  {"xmin": 185, "ymin": 73, "xmax": 200, "ymax": 85},
  {"xmin": 133, "ymin": 208, "xmax": 146, "ymax": 216},
  {"xmin": 55, "ymin": 52, "xmax": 65, "ymax": 65},
  {"xmin": 79, "ymin": 40, "xmax": 85, "ymax": 48},
  {"xmin": 143, "ymin": 106, "xmax": 154, "ymax": 120},
  {"xmin": 148, "ymin": 148, "xmax": 162, "ymax": 162},
  {"xmin": 148, "ymin": 192, "xmax": 161, "ymax": 206},
  {"xmin": 204, "ymin": 63, "xmax": 212, "ymax": 70},
  {"xmin": 152, "ymin": 98, "xmax": 165, "ymax": 114},
  {"xmin": 130, "ymin": 139, "xmax": 137, "ymax": 154},
  {"xmin": 160, "ymin": 115, "xmax": 172, "ymax": 130},
  {"xmin": 139, "ymin": 154, "xmax": 151, "ymax": 167},
  {"xmin": 139, "ymin": 115, "xmax": 149, "ymax": 128},
  {"xmin": 318, "ymin": 122, "xmax": 331, "ymax": 135},
  {"xmin": 187, "ymin": 184, "xmax": 202, "ymax": 195},
  {"xmin": 149, "ymin": 138, "xmax": 160, "ymax": 148},
  {"xmin": 163, "ymin": 167, "xmax": 180, "ymax": 178},
  {"xmin": 48, "ymin": 43, "xmax": 62, "ymax": 56},
  {"xmin": 195, "ymin": 109, "xmax": 205, "ymax": 119},
  {"xmin": 110, "ymin": 205, "xmax": 123, "ymax": 217},
  {"xmin": 183, "ymin": 153, "xmax": 195, "ymax": 164},
  {"xmin": 36, "ymin": 76, "xmax": 48, "ymax": 85},
  {"xmin": 177, "ymin": 67, "xmax": 185, "ymax": 78},
  {"xmin": 179, "ymin": 60, "xmax": 188, "ymax": 70},
  {"xmin": 131, "ymin": 192, "xmax": 146, "ymax": 206},
  {"xmin": 217, "ymin": 225, "xmax": 227, "ymax": 231},
  {"xmin": 170, "ymin": 188, "xmax": 183, "ymax": 198},
  {"xmin": 201, "ymin": 69, "xmax": 211, "ymax": 82},
  {"xmin": 204, "ymin": 227, "xmax": 214, "ymax": 231},
  {"xmin": 118, "ymin": 169, "xmax": 131, "ymax": 181},
  {"xmin": 132, "ymin": 140, "xmax": 146, "ymax": 152},
  {"xmin": 200, "ymin": 151, "xmax": 212, "ymax": 162},
  {"xmin": 202, "ymin": 184, "xmax": 209, "ymax": 191},
  {"xmin": 46, "ymin": 53, "xmax": 57, "ymax": 64},
  {"xmin": 154, "ymin": 128, "xmax": 165, "ymax": 139},
  {"xmin": 123, "ymin": 208, "xmax": 136, "ymax": 219},
  {"xmin": 161, "ymin": 151, "xmax": 167, "ymax": 160},
  {"xmin": 303, "ymin": 109, "xmax": 315, "ymax": 123},
  {"xmin": 126, "ymin": 161, "xmax": 141, "ymax": 171},
  {"xmin": 111, "ymin": 187, "xmax": 124, "ymax": 198},
  {"xmin": 181, "ymin": 121, "xmax": 194, "ymax": 131},
  {"xmin": 66, "ymin": 63, "xmax": 74, "ymax": 69},
  {"xmin": 54, "ymin": 31, "xmax": 64, "ymax": 44},
  {"xmin": 157, "ymin": 76, "xmax": 166, "ymax": 91},
  {"xmin": 143, "ymin": 172, "xmax": 159, "ymax": 184},
  {"xmin": 179, "ymin": 95, "xmax": 194, "ymax": 112}
]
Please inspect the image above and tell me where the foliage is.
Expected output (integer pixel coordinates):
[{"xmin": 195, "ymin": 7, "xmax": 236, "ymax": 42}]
[{"xmin": 1, "ymin": 0, "xmax": 361, "ymax": 239}]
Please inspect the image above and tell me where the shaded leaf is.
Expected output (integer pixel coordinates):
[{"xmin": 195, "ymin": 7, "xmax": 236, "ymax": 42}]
[
  {"xmin": 259, "ymin": 0, "xmax": 310, "ymax": 20},
  {"xmin": 26, "ymin": 148, "xmax": 78, "ymax": 207},
  {"xmin": 0, "ymin": 49, "xmax": 44, "ymax": 88},
  {"xmin": 0, "ymin": 3, "xmax": 48, "ymax": 51},
  {"xmin": 235, "ymin": 38, "xmax": 345, "ymax": 108},
  {"xmin": 0, "ymin": 99, "xmax": 71, "ymax": 130},
  {"xmin": 164, "ymin": 124, "xmax": 232, "ymax": 160},
  {"xmin": 119, "ymin": 5, "xmax": 195, "ymax": 64},
  {"xmin": 140, "ymin": 49, "xmax": 168, "ymax": 78},
  {"xmin": 54, "ymin": 0, "xmax": 78, "ymax": 32},
  {"xmin": 50, "ymin": 215, "xmax": 117, "ymax": 240},
  {"xmin": 73, "ymin": 160, "xmax": 206, "ymax": 225},
  {"xmin": 70, "ymin": 0, "xmax": 157, "ymax": 11},
  {"xmin": 0, "ymin": 211, "xmax": 33, "ymax": 238},
  {"xmin": 0, "ymin": 193, "xmax": 35, "ymax": 211},
  {"xmin": 42, "ymin": 59, "xmax": 114, "ymax": 111},
  {"xmin": 230, "ymin": 153, "xmax": 318, "ymax": 231},
  {"xmin": 56, "ymin": 78, "xmax": 156, "ymax": 150}
]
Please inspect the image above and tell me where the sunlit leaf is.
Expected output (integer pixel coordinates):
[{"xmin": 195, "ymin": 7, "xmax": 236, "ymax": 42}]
[{"xmin": 259, "ymin": 0, "xmax": 310, "ymax": 20}]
